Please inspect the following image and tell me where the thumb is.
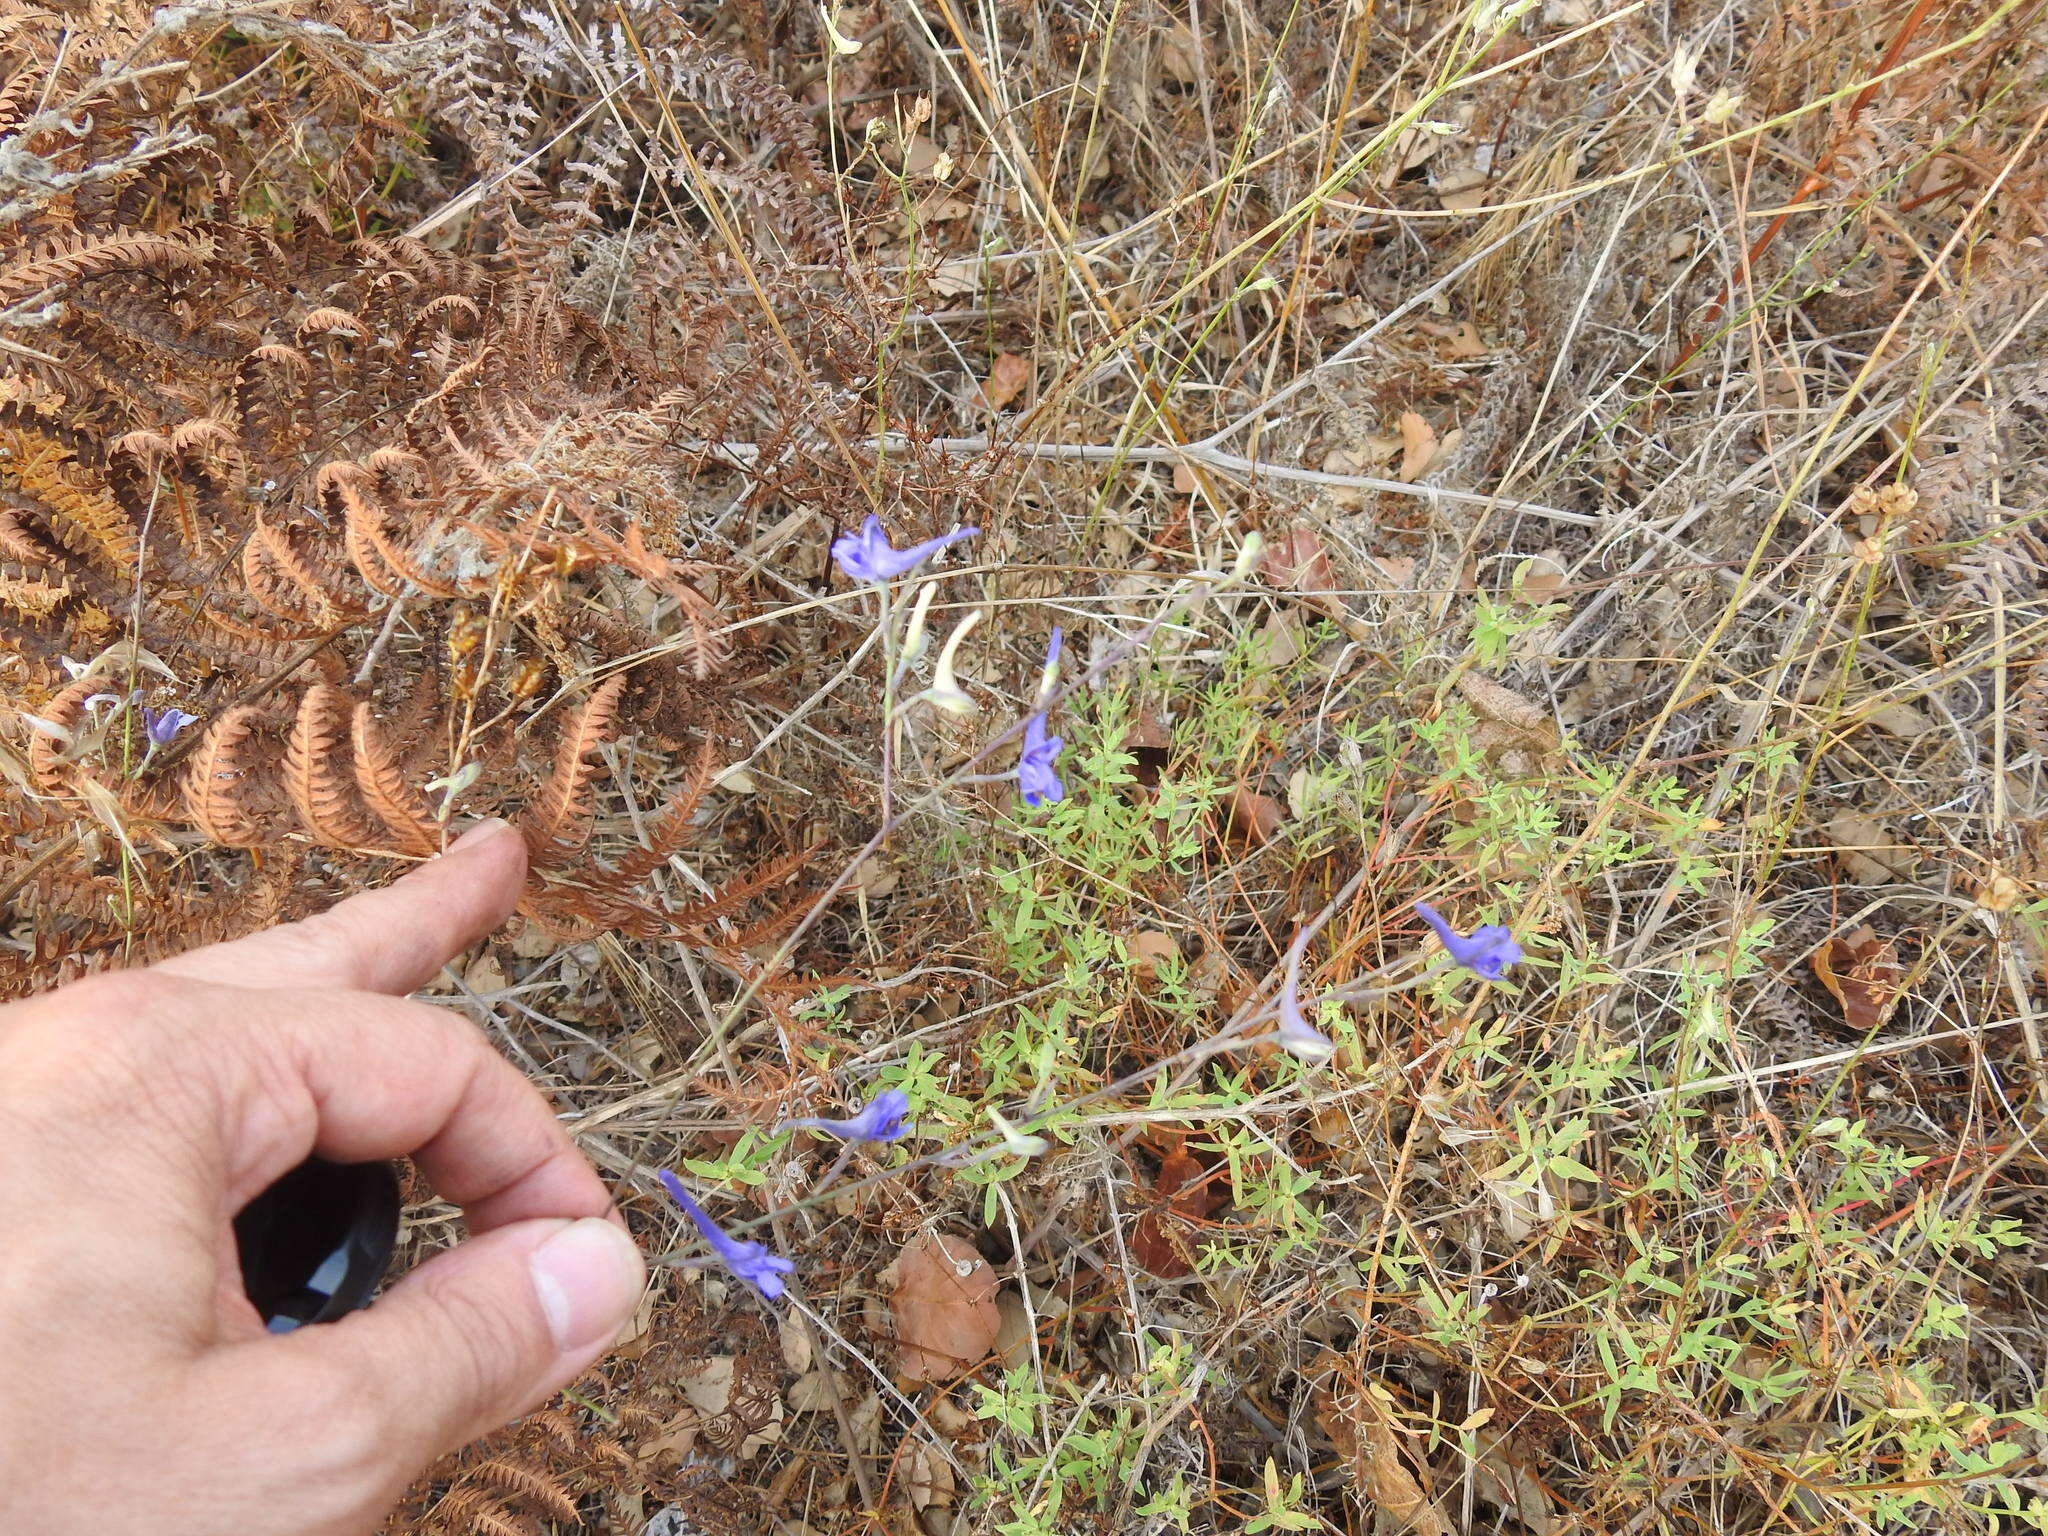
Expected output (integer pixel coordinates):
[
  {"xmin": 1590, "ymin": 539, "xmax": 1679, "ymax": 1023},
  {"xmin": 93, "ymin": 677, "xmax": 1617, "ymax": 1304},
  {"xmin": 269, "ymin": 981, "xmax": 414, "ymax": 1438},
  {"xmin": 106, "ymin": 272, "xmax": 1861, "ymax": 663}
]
[{"xmin": 246, "ymin": 1217, "xmax": 644, "ymax": 1475}]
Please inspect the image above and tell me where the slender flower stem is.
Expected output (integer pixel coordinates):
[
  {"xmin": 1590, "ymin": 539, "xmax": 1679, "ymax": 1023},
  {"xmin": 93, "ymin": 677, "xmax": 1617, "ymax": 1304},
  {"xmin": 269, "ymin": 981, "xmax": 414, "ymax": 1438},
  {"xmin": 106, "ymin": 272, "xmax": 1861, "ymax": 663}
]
[
  {"xmin": 876, "ymin": 582, "xmax": 895, "ymax": 835},
  {"xmin": 680, "ymin": 554, "xmax": 1263, "ymax": 1078},
  {"xmin": 682, "ymin": 937, "xmax": 1453, "ymax": 1241}
]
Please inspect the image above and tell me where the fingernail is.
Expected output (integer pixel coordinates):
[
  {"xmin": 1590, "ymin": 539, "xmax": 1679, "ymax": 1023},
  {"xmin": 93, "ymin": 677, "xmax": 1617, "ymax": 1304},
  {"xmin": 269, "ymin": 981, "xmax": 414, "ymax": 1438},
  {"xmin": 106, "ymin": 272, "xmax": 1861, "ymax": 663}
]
[
  {"xmin": 529, "ymin": 1218, "xmax": 645, "ymax": 1353},
  {"xmin": 448, "ymin": 816, "xmax": 515, "ymax": 853}
]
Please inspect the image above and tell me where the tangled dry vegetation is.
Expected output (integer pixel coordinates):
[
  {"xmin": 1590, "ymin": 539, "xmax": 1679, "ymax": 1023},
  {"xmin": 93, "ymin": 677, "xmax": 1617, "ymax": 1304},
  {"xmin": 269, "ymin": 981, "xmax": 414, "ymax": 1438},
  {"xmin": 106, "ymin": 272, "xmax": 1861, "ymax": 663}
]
[{"xmin": 9, "ymin": 0, "xmax": 2048, "ymax": 1532}]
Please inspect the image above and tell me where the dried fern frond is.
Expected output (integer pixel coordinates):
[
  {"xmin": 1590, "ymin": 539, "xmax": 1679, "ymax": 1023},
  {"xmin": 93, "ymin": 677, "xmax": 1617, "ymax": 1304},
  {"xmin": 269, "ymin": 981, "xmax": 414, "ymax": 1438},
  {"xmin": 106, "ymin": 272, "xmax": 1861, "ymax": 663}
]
[
  {"xmin": 0, "ymin": 0, "xmax": 977, "ymax": 983},
  {"xmin": 521, "ymin": 675, "xmax": 626, "ymax": 866}
]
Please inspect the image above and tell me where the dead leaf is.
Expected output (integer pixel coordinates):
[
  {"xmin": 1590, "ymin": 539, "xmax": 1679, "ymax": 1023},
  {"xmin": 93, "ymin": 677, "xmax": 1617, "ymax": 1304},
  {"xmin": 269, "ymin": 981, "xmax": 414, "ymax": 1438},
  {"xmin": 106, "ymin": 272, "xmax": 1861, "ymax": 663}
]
[
  {"xmin": 1366, "ymin": 553, "xmax": 1416, "ymax": 587},
  {"xmin": 779, "ymin": 1311, "xmax": 814, "ymax": 1374},
  {"xmin": 974, "ymin": 351, "xmax": 1031, "ymax": 412},
  {"xmin": 890, "ymin": 1232, "xmax": 1001, "ymax": 1385},
  {"xmin": 640, "ymin": 1407, "xmax": 704, "ymax": 1463},
  {"xmin": 1396, "ymin": 410, "xmax": 1438, "ymax": 482},
  {"xmin": 1313, "ymin": 1353, "xmax": 1454, "ymax": 1536},
  {"xmin": 850, "ymin": 856, "xmax": 900, "ymax": 898},
  {"xmin": 1158, "ymin": 19, "xmax": 1202, "ymax": 82},
  {"xmin": 788, "ymin": 1369, "xmax": 848, "ymax": 1413},
  {"xmin": 928, "ymin": 257, "xmax": 981, "ymax": 297},
  {"xmin": 993, "ymin": 1290, "xmax": 1035, "ymax": 1369},
  {"xmin": 900, "ymin": 132, "xmax": 944, "ymax": 178},
  {"xmin": 1862, "ymin": 700, "xmax": 1935, "ymax": 738},
  {"xmin": 1226, "ymin": 784, "xmax": 1286, "ymax": 844},
  {"xmin": 1259, "ymin": 525, "xmax": 1338, "ymax": 595},
  {"xmin": 904, "ymin": 1439, "xmax": 957, "ymax": 1510},
  {"xmin": 1472, "ymin": 1430, "xmax": 1560, "ymax": 1536},
  {"xmin": 1824, "ymin": 811, "xmax": 1915, "ymax": 883},
  {"xmin": 1810, "ymin": 925, "xmax": 1902, "ymax": 1032},
  {"xmin": 1128, "ymin": 929, "xmax": 1180, "ymax": 984},
  {"xmin": 679, "ymin": 1356, "xmax": 735, "ymax": 1417},
  {"xmin": 1129, "ymin": 1139, "xmax": 1225, "ymax": 1277}
]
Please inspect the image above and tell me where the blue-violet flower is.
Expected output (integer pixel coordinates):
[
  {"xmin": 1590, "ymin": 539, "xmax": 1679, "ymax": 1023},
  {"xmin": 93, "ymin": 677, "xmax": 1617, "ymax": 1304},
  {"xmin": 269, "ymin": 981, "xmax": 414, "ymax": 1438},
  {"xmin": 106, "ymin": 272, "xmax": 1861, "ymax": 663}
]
[
  {"xmin": 143, "ymin": 706, "xmax": 199, "ymax": 746},
  {"xmin": 657, "ymin": 1170, "xmax": 795, "ymax": 1300},
  {"xmin": 1275, "ymin": 980, "xmax": 1336, "ymax": 1061},
  {"xmin": 831, "ymin": 514, "xmax": 978, "ymax": 584},
  {"xmin": 783, "ymin": 1087, "xmax": 912, "ymax": 1143},
  {"xmin": 1036, "ymin": 625, "xmax": 1063, "ymax": 702},
  {"xmin": 1414, "ymin": 901, "xmax": 1522, "ymax": 980},
  {"xmin": 1018, "ymin": 713, "xmax": 1065, "ymax": 807}
]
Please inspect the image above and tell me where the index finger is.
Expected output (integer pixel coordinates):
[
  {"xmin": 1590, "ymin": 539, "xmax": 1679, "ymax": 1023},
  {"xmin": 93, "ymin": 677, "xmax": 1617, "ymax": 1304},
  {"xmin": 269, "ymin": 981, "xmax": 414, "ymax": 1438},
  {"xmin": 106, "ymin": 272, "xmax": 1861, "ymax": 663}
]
[
  {"xmin": 4, "ymin": 977, "xmax": 609, "ymax": 1231},
  {"xmin": 153, "ymin": 819, "xmax": 528, "ymax": 996}
]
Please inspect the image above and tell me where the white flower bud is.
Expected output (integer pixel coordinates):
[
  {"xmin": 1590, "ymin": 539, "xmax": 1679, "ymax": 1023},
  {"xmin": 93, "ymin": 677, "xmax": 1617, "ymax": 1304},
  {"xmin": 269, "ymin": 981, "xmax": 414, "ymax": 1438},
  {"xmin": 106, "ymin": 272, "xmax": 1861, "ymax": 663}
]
[
  {"xmin": 926, "ymin": 609, "xmax": 982, "ymax": 716},
  {"xmin": 899, "ymin": 579, "xmax": 941, "ymax": 664}
]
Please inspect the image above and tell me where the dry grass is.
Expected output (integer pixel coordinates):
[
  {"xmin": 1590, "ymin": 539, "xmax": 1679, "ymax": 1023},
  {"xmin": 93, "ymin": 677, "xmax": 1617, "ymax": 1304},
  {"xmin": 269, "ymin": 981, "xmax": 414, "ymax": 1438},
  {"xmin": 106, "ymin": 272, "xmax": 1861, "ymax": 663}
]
[{"xmin": 10, "ymin": 0, "xmax": 2048, "ymax": 1531}]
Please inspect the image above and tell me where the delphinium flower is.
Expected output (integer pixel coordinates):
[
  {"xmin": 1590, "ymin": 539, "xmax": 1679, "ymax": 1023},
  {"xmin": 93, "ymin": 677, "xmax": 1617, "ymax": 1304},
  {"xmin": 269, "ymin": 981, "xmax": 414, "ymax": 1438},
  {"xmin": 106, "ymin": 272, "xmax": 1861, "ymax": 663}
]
[
  {"xmin": 1036, "ymin": 624, "xmax": 1062, "ymax": 701},
  {"xmin": 783, "ymin": 1087, "xmax": 912, "ymax": 1143},
  {"xmin": 831, "ymin": 514, "xmax": 979, "ymax": 584},
  {"xmin": 83, "ymin": 689, "xmax": 142, "ymax": 715},
  {"xmin": 1017, "ymin": 712, "xmax": 1065, "ymax": 807},
  {"xmin": 1015, "ymin": 627, "xmax": 1067, "ymax": 807},
  {"xmin": 1274, "ymin": 978, "xmax": 1336, "ymax": 1061},
  {"xmin": 142, "ymin": 706, "xmax": 199, "ymax": 747},
  {"xmin": 657, "ymin": 1170, "xmax": 795, "ymax": 1301},
  {"xmin": 1414, "ymin": 901, "xmax": 1522, "ymax": 979}
]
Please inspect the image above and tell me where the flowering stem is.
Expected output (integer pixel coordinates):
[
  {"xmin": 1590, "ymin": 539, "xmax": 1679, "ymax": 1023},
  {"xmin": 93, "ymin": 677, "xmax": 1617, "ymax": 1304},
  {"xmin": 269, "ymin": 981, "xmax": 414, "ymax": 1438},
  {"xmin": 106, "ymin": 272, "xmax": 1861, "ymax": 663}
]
[
  {"xmin": 680, "ymin": 552, "xmax": 1263, "ymax": 1076},
  {"xmin": 691, "ymin": 932, "xmax": 1452, "ymax": 1240},
  {"xmin": 876, "ymin": 582, "xmax": 896, "ymax": 836}
]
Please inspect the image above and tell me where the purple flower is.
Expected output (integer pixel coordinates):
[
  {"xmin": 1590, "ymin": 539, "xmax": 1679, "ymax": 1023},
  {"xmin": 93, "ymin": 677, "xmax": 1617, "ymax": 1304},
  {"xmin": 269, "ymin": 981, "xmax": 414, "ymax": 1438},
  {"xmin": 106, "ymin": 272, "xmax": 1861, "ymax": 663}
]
[
  {"xmin": 142, "ymin": 706, "xmax": 198, "ymax": 746},
  {"xmin": 1275, "ymin": 980, "xmax": 1335, "ymax": 1061},
  {"xmin": 1036, "ymin": 625, "xmax": 1062, "ymax": 702},
  {"xmin": 657, "ymin": 1170, "xmax": 795, "ymax": 1300},
  {"xmin": 1414, "ymin": 901, "xmax": 1522, "ymax": 980},
  {"xmin": 1018, "ymin": 713, "xmax": 1064, "ymax": 807},
  {"xmin": 831, "ymin": 514, "xmax": 979, "ymax": 584},
  {"xmin": 784, "ymin": 1087, "xmax": 912, "ymax": 1143}
]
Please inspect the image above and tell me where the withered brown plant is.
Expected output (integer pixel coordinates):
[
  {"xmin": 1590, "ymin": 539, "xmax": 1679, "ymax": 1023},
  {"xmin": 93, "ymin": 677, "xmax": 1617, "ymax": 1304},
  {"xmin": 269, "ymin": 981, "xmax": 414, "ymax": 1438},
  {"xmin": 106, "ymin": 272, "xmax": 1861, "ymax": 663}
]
[{"xmin": 0, "ymin": 0, "xmax": 976, "ymax": 986}]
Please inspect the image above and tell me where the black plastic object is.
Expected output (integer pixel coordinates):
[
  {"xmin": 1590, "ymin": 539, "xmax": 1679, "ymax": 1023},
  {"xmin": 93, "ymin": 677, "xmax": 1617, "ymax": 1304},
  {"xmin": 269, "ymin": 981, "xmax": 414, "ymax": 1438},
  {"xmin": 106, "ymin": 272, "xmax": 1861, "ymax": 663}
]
[{"xmin": 234, "ymin": 1156, "xmax": 400, "ymax": 1333}]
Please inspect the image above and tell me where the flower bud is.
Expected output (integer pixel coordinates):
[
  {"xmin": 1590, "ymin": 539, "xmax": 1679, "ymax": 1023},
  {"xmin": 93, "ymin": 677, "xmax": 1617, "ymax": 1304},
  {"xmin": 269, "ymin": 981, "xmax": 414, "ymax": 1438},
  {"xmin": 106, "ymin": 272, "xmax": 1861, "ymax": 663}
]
[
  {"xmin": 899, "ymin": 579, "xmax": 941, "ymax": 664},
  {"xmin": 927, "ymin": 609, "xmax": 983, "ymax": 716}
]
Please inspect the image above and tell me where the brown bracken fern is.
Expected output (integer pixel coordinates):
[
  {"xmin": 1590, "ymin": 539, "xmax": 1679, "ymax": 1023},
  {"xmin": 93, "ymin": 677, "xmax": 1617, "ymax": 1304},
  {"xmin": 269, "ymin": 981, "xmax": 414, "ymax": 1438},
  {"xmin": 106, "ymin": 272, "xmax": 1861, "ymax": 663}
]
[{"xmin": 0, "ymin": 0, "xmax": 976, "ymax": 985}]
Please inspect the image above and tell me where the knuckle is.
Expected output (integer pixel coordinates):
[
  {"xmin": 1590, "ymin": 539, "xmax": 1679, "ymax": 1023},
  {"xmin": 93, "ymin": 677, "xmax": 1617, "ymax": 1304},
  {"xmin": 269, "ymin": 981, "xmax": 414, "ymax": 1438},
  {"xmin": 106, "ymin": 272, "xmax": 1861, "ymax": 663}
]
[{"xmin": 257, "ymin": 910, "xmax": 363, "ymax": 976}]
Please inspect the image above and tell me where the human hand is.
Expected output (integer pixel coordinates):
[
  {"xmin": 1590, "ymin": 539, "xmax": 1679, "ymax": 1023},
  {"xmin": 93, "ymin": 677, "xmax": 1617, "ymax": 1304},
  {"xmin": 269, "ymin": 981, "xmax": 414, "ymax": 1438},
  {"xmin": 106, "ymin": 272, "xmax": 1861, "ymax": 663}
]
[{"xmin": 0, "ymin": 819, "xmax": 646, "ymax": 1536}]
